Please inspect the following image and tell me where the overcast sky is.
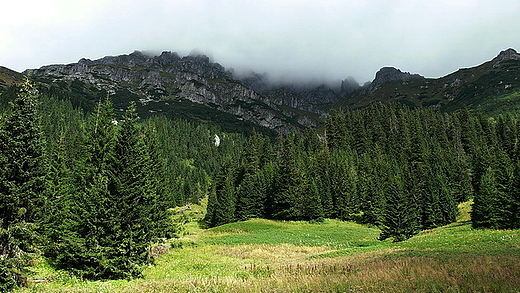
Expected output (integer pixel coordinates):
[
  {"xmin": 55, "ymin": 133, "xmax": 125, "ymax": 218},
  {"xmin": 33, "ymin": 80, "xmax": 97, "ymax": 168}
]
[{"xmin": 1, "ymin": 0, "xmax": 520, "ymax": 83}]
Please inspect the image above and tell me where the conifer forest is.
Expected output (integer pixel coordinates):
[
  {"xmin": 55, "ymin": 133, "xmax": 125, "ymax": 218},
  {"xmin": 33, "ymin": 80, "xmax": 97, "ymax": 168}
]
[{"xmin": 0, "ymin": 80, "xmax": 519, "ymax": 292}]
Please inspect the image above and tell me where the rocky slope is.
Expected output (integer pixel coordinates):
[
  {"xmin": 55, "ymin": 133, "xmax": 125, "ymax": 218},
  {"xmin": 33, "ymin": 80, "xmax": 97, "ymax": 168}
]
[
  {"xmin": 1, "ymin": 48, "xmax": 518, "ymax": 133},
  {"xmin": 26, "ymin": 51, "xmax": 304, "ymax": 133}
]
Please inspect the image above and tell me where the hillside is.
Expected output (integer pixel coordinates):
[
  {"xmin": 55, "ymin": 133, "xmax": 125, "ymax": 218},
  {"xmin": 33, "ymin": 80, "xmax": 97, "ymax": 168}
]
[
  {"xmin": 336, "ymin": 48, "xmax": 520, "ymax": 115},
  {"xmin": 0, "ymin": 66, "xmax": 24, "ymax": 89},
  {"xmin": 1, "ymin": 55, "xmax": 518, "ymax": 292}
]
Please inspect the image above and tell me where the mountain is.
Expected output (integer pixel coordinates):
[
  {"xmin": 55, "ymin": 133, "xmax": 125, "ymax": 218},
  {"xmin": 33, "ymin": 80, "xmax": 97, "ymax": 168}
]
[
  {"xmin": 1, "ymin": 48, "xmax": 518, "ymax": 134},
  {"xmin": 0, "ymin": 66, "xmax": 24, "ymax": 88},
  {"xmin": 24, "ymin": 51, "xmax": 308, "ymax": 135},
  {"xmin": 335, "ymin": 48, "xmax": 520, "ymax": 115}
]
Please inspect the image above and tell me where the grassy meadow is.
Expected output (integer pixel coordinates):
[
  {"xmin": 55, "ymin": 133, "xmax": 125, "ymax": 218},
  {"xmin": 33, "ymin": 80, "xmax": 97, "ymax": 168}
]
[{"xmin": 19, "ymin": 203, "xmax": 520, "ymax": 293}]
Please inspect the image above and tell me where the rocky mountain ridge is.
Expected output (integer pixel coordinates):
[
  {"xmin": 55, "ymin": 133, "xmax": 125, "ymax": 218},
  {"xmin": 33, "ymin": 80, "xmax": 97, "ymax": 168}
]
[
  {"xmin": 26, "ymin": 51, "xmax": 300, "ymax": 132},
  {"xmin": 1, "ymin": 48, "xmax": 518, "ymax": 133}
]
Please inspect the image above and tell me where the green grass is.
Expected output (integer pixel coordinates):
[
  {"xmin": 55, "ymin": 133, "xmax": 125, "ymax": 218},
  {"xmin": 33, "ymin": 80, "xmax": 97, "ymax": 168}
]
[
  {"xmin": 203, "ymin": 219, "xmax": 380, "ymax": 249},
  {"xmin": 18, "ymin": 203, "xmax": 520, "ymax": 293}
]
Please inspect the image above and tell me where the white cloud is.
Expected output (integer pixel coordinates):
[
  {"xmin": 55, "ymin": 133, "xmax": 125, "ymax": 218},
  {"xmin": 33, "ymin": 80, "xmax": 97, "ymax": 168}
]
[{"xmin": 1, "ymin": 0, "xmax": 520, "ymax": 83}]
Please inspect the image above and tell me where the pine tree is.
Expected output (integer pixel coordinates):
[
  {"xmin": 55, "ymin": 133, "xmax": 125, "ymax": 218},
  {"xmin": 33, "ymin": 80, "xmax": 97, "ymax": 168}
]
[
  {"xmin": 51, "ymin": 100, "xmax": 171, "ymax": 279},
  {"xmin": 107, "ymin": 101, "xmax": 170, "ymax": 276},
  {"xmin": 472, "ymin": 148, "xmax": 516, "ymax": 229},
  {"xmin": 358, "ymin": 148, "xmax": 387, "ymax": 226},
  {"xmin": 50, "ymin": 98, "xmax": 117, "ymax": 278},
  {"xmin": 330, "ymin": 149, "xmax": 359, "ymax": 221},
  {"xmin": 269, "ymin": 134, "xmax": 307, "ymax": 220},
  {"xmin": 40, "ymin": 133, "xmax": 76, "ymax": 250},
  {"xmin": 235, "ymin": 131, "xmax": 271, "ymax": 221},
  {"xmin": 204, "ymin": 157, "xmax": 237, "ymax": 227},
  {"xmin": 303, "ymin": 178, "xmax": 324, "ymax": 221},
  {"xmin": 510, "ymin": 161, "xmax": 520, "ymax": 228},
  {"xmin": 0, "ymin": 80, "xmax": 47, "ymax": 291},
  {"xmin": 379, "ymin": 163, "xmax": 420, "ymax": 242},
  {"xmin": 0, "ymin": 80, "xmax": 47, "ymax": 227},
  {"xmin": 472, "ymin": 167, "xmax": 500, "ymax": 228}
]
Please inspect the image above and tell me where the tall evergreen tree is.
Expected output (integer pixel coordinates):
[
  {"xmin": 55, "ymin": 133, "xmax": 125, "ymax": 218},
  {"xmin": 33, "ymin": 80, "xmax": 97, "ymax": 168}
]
[
  {"xmin": 379, "ymin": 163, "xmax": 420, "ymax": 242},
  {"xmin": 235, "ymin": 131, "xmax": 271, "ymax": 220},
  {"xmin": 204, "ymin": 157, "xmax": 237, "ymax": 227},
  {"xmin": 511, "ymin": 161, "xmax": 520, "ymax": 229},
  {"xmin": 269, "ymin": 134, "xmax": 307, "ymax": 220},
  {"xmin": 107, "ymin": 101, "xmax": 170, "ymax": 276},
  {"xmin": 330, "ymin": 149, "xmax": 359, "ymax": 221},
  {"xmin": 0, "ymin": 80, "xmax": 47, "ymax": 291},
  {"xmin": 472, "ymin": 167, "xmax": 500, "ymax": 228},
  {"xmin": 51, "ymin": 100, "xmax": 171, "ymax": 279}
]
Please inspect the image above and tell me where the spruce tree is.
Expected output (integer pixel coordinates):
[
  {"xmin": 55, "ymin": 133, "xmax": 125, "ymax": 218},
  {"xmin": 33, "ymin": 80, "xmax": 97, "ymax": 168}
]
[
  {"xmin": 51, "ymin": 100, "xmax": 171, "ymax": 279},
  {"xmin": 50, "ymin": 98, "xmax": 117, "ymax": 278},
  {"xmin": 472, "ymin": 167, "xmax": 499, "ymax": 228},
  {"xmin": 106, "ymin": 101, "xmax": 170, "ymax": 276},
  {"xmin": 0, "ymin": 80, "xmax": 47, "ymax": 291},
  {"xmin": 269, "ymin": 134, "xmax": 307, "ymax": 220},
  {"xmin": 511, "ymin": 161, "xmax": 520, "ymax": 228},
  {"xmin": 235, "ymin": 131, "xmax": 271, "ymax": 220},
  {"xmin": 379, "ymin": 163, "xmax": 420, "ymax": 242},
  {"xmin": 358, "ymin": 149, "xmax": 387, "ymax": 226},
  {"xmin": 204, "ymin": 157, "xmax": 237, "ymax": 227},
  {"xmin": 330, "ymin": 149, "xmax": 359, "ymax": 221}
]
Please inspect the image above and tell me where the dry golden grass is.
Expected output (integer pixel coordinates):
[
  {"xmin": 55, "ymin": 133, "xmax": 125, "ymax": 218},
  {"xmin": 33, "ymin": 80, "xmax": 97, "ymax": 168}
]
[{"xmin": 218, "ymin": 243, "xmax": 332, "ymax": 263}]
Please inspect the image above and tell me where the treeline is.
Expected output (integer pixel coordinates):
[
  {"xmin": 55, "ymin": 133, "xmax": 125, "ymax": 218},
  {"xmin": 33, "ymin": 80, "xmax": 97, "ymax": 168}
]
[
  {"xmin": 0, "ymin": 81, "xmax": 244, "ymax": 291},
  {"xmin": 205, "ymin": 103, "xmax": 520, "ymax": 241}
]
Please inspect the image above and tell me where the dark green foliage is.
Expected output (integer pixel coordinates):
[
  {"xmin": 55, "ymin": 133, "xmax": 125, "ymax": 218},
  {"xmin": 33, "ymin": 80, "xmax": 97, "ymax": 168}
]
[
  {"xmin": 48, "ymin": 98, "xmax": 120, "ymax": 279},
  {"xmin": 205, "ymin": 103, "xmax": 518, "ymax": 240},
  {"xmin": 472, "ymin": 167, "xmax": 500, "ymax": 228},
  {"xmin": 235, "ymin": 131, "xmax": 273, "ymax": 221},
  {"xmin": 511, "ymin": 162, "xmax": 520, "ymax": 228},
  {"xmin": 379, "ymin": 164, "xmax": 420, "ymax": 242},
  {"xmin": 0, "ymin": 81, "xmax": 248, "ymax": 282},
  {"xmin": 0, "ymin": 80, "xmax": 47, "ymax": 227},
  {"xmin": 204, "ymin": 157, "xmax": 238, "ymax": 227},
  {"xmin": 106, "ymin": 102, "xmax": 171, "ymax": 272},
  {"xmin": 329, "ymin": 150, "xmax": 359, "ymax": 221},
  {"xmin": 472, "ymin": 149, "xmax": 517, "ymax": 229},
  {"xmin": 269, "ymin": 134, "xmax": 309, "ymax": 220},
  {"xmin": 0, "ymin": 80, "xmax": 47, "ymax": 291},
  {"xmin": 142, "ymin": 116, "xmax": 244, "ymax": 205},
  {"xmin": 48, "ymin": 100, "xmax": 172, "ymax": 280}
]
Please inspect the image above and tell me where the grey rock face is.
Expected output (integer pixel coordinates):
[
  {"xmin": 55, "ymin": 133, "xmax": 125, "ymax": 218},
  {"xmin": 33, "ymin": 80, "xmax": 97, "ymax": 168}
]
[
  {"xmin": 368, "ymin": 67, "xmax": 423, "ymax": 92},
  {"xmin": 28, "ymin": 51, "xmax": 299, "ymax": 132},
  {"xmin": 493, "ymin": 48, "xmax": 520, "ymax": 68},
  {"xmin": 341, "ymin": 77, "xmax": 360, "ymax": 94}
]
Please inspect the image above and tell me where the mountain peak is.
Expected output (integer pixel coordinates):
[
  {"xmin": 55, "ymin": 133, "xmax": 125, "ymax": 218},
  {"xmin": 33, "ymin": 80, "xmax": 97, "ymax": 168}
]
[
  {"xmin": 368, "ymin": 67, "xmax": 422, "ymax": 91},
  {"xmin": 496, "ymin": 48, "xmax": 519, "ymax": 60},
  {"xmin": 492, "ymin": 48, "xmax": 520, "ymax": 68}
]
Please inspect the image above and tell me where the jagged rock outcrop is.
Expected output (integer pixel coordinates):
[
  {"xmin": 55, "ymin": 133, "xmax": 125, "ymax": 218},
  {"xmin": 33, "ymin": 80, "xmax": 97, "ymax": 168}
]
[
  {"xmin": 367, "ymin": 67, "xmax": 423, "ymax": 92},
  {"xmin": 239, "ymin": 72, "xmax": 346, "ymax": 114},
  {"xmin": 492, "ymin": 48, "xmax": 520, "ymax": 68},
  {"xmin": 340, "ymin": 77, "xmax": 360, "ymax": 94},
  {"xmin": 26, "ymin": 51, "xmax": 297, "ymax": 132}
]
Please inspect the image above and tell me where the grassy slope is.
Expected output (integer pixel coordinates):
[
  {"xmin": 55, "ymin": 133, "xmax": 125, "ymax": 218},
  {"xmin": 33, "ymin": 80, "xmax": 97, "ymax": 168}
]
[{"xmin": 20, "ymin": 204, "xmax": 520, "ymax": 293}]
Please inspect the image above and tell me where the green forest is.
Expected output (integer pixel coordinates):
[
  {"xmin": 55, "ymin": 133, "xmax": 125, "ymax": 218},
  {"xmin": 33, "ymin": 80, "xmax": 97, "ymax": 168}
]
[
  {"xmin": 0, "ymin": 80, "xmax": 519, "ymax": 292},
  {"xmin": 206, "ymin": 102, "xmax": 519, "ymax": 234}
]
